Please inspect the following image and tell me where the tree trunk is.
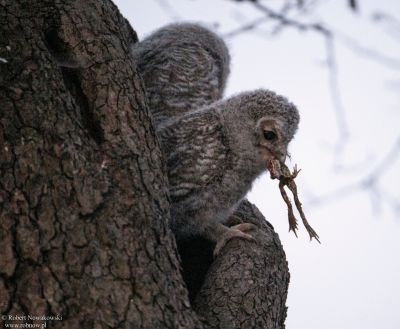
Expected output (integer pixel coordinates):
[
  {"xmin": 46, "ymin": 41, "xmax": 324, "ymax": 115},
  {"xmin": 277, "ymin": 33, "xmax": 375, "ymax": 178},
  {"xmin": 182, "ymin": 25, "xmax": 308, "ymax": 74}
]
[
  {"xmin": 191, "ymin": 200, "xmax": 290, "ymax": 329},
  {"xmin": 0, "ymin": 1, "xmax": 289, "ymax": 328}
]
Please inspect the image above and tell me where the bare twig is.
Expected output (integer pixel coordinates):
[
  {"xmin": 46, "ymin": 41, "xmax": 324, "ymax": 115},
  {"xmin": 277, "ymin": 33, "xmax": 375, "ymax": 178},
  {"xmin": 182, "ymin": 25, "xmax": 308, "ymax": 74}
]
[
  {"xmin": 371, "ymin": 11, "xmax": 400, "ymax": 41},
  {"xmin": 270, "ymin": 0, "xmax": 322, "ymax": 35},
  {"xmin": 307, "ymin": 135, "xmax": 400, "ymax": 213},
  {"xmin": 324, "ymin": 34, "xmax": 350, "ymax": 161},
  {"xmin": 223, "ymin": 2, "xmax": 294, "ymax": 38},
  {"xmin": 348, "ymin": 0, "xmax": 358, "ymax": 12},
  {"xmin": 335, "ymin": 32, "xmax": 400, "ymax": 69},
  {"xmin": 224, "ymin": 16, "xmax": 269, "ymax": 38},
  {"xmin": 251, "ymin": 1, "xmax": 330, "ymax": 34}
]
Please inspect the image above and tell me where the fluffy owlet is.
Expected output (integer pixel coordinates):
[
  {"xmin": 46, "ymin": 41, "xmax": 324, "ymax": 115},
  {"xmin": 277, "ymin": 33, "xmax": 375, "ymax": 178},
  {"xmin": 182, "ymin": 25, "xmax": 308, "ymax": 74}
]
[
  {"xmin": 158, "ymin": 90, "xmax": 300, "ymax": 255},
  {"xmin": 133, "ymin": 23, "xmax": 301, "ymax": 254},
  {"xmin": 131, "ymin": 23, "xmax": 230, "ymax": 127}
]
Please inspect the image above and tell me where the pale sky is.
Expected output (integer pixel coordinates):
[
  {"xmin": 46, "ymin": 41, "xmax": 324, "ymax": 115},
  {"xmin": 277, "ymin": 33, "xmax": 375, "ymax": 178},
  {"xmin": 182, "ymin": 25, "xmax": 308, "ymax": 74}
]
[{"xmin": 113, "ymin": 1, "xmax": 400, "ymax": 328}]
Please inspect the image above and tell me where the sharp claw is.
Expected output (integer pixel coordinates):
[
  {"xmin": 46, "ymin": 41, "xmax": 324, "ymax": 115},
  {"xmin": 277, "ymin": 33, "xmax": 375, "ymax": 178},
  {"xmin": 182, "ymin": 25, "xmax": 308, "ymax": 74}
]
[
  {"xmin": 230, "ymin": 223, "xmax": 258, "ymax": 233},
  {"xmin": 213, "ymin": 223, "xmax": 257, "ymax": 257}
]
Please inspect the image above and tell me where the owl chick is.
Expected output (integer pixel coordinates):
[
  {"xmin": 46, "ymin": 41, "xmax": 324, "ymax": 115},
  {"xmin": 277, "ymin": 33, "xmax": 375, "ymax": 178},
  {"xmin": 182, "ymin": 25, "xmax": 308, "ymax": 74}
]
[
  {"xmin": 131, "ymin": 23, "xmax": 230, "ymax": 127},
  {"xmin": 158, "ymin": 89, "xmax": 300, "ymax": 256}
]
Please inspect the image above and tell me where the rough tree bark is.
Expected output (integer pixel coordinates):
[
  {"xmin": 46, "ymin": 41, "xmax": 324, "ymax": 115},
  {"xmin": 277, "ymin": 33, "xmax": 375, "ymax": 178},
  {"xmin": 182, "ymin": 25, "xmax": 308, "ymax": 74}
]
[{"xmin": 0, "ymin": 1, "xmax": 289, "ymax": 328}]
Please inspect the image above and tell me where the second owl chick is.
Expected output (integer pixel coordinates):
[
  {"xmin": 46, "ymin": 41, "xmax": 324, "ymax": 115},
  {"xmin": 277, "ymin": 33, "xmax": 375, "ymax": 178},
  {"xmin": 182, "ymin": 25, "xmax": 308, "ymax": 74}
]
[
  {"xmin": 158, "ymin": 89, "xmax": 300, "ymax": 256},
  {"xmin": 131, "ymin": 23, "xmax": 230, "ymax": 127}
]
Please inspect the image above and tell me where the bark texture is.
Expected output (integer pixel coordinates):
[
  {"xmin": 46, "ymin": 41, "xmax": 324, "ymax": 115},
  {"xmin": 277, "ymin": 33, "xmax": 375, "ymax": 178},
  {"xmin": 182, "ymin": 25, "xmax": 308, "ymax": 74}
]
[
  {"xmin": 0, "ymin": 1, "xmax": 200, "ymax": 328},
  {"xmin": 192, "ymin": 200, "xmax": 289, "ymax": 329},
  {"xmin": 0, "ymin": 1, "xmax": 289, "ymax": 328}
]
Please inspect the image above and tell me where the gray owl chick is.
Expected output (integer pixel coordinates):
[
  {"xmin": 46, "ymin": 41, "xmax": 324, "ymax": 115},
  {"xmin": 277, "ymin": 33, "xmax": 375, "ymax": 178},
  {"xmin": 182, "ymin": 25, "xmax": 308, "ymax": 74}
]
[
  {"xmin": 131, "ymin": 23, "xmax": 230, "ymax": 127},
  {"xmin": 158, "ymin": 89, "xmax": 300, "ymax": 255}
]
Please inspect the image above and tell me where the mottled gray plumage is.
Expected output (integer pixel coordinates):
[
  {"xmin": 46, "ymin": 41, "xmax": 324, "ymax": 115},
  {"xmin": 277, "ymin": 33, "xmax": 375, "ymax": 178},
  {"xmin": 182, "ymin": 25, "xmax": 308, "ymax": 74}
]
[
  {"xmin": 133, "ymin": 23, "xmax": 301, "ymax": 254},
  {"xmin": 158, "ymin": 89, "xmax": 300, "ymax": 253},
  {"xmin": 131, "ymin": 23, "xmax": 230, "ymax": 127}
]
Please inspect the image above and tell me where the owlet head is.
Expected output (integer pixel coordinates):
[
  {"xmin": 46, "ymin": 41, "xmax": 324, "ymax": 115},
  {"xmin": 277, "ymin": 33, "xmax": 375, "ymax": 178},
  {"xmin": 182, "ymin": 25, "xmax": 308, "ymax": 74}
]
[
  {"xmin": 221, "ymin": 89, "xmax": 300, "ymax": 166},
  {"xmin": 254, "ymin": 116, "xmax": 289, "ymax": 164}
]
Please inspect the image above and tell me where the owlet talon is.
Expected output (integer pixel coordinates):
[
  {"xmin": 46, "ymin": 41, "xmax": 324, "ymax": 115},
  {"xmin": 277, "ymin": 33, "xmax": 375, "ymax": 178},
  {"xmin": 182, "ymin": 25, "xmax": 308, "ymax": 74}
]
[
  {"xmin": 213, "ymin": 223, "xmax": 257, "ymax": 258},
  {"xmin": 230, "ymin": 223, "xmax": 258, "ymax": 233}
]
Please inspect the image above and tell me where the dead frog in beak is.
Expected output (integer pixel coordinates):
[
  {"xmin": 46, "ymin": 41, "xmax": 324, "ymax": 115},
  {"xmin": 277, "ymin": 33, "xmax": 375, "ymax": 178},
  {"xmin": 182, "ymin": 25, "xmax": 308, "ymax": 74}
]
[{"xmin": 267, "ymin": 158, "xmax": 320, "ymax": 243}]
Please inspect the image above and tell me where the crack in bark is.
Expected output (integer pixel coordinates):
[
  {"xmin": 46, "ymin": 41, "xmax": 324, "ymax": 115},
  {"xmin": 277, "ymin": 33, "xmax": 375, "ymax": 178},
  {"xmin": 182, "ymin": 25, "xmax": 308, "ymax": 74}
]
[
  {"xmin": 44, "ymin": 28, "xmax": 105, "ymax": 145},
  {"xmin": 59, "ymin": 67, "xmax": 105, "ymax": 145}
]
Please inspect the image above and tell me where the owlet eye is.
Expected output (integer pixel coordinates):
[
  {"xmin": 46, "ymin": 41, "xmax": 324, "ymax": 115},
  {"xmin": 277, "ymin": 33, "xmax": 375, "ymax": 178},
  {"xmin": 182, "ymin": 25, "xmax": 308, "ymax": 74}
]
[{"xmin": 263, "ymin": 130, "xmax": 277, "ymax": 141}]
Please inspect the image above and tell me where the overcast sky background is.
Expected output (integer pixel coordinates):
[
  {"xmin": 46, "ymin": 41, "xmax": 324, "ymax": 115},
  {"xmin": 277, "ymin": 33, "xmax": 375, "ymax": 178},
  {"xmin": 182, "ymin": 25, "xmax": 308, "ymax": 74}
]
[{"xmin": 113, "ymin": 1, "xmax": 400, "ymax": 328}]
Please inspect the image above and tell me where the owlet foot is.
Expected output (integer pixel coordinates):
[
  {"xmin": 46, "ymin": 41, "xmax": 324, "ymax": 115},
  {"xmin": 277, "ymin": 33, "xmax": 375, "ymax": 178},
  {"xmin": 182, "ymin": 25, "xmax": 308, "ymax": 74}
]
[{"xmin": 213, "ymin": 223, "xmax": 257, "ymax": 257}]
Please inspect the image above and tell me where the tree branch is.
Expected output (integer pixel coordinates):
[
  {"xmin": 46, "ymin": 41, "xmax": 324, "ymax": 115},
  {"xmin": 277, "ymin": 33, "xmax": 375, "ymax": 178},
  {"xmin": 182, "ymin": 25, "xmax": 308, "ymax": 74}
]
[{"xmin": 189, "ymin": 200, "xmax": 290, "ymax": 329}]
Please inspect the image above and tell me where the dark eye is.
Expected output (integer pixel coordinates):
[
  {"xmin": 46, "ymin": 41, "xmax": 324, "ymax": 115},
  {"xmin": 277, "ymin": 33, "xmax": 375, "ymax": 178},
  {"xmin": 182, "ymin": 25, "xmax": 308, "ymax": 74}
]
[{"xmin": 263, "ymin": 130, "xmax": 277, "ymax": 141}]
